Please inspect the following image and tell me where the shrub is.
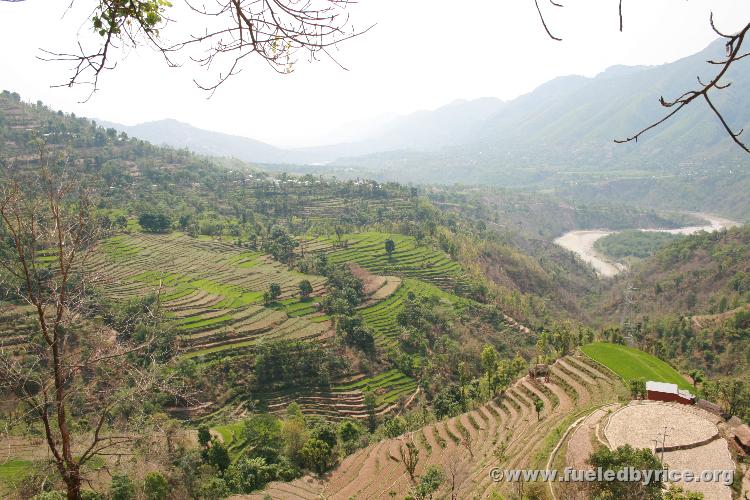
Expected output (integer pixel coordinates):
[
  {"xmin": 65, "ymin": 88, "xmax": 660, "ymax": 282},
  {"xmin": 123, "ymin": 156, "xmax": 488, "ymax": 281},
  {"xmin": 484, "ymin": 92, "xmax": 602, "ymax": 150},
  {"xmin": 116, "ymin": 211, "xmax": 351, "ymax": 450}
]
[
  {"xmin": 300, "ymin": 438, "xmax": 334, "ymax": 474},
  {"xmin": 110, "ymin": 474, "xmax": 136, "ymax": 500},
  {"xmin": 144, "ymin": 472, "xmax": 169, "ymax": 500}
]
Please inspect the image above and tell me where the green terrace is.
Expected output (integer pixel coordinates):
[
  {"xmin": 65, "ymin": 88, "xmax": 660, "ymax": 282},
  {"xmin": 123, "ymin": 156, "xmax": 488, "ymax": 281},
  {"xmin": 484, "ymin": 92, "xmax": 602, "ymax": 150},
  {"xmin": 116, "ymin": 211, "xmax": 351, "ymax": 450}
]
[
  {"xmin": 359, "ymin": 278, "xmax": 467, "ymax": 350},
  {"xmin": 333, "ymin": 369, "xmax": 418, "ymax": 406},
  {"xmin": 324, "ymin": 232, "xmax": 466, "ymax": 289}
]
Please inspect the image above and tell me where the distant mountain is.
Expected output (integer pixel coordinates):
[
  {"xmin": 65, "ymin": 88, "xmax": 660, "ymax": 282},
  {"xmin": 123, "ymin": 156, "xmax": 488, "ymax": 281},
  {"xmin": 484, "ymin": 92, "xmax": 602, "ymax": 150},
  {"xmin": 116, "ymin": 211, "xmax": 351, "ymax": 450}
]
[
  {"xmin": 100, "ymin": 38, "xmax": 750, "ymax": 215},
  {"xmin": 99, "ymin": 97, "xmax": 505, "ymax": 165},
  {"xmin": 326, "ymin": 39, "xmax": 750, "ymax": 186}
]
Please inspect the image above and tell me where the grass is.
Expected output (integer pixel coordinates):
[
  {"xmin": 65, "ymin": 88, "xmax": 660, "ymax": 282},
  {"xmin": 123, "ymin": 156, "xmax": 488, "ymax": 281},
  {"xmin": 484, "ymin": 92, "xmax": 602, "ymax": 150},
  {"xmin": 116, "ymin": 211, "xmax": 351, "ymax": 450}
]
[
  {"xmin": 0, "ymin": 459, "xmax": 32, "ymax": 481},
  {"xmin": 580, "ymin": 343, "xmax": 691, "ymax": 389},
  {"xmin": 213, "ymin": 422, "xmax": 249, "ymax": 459}
]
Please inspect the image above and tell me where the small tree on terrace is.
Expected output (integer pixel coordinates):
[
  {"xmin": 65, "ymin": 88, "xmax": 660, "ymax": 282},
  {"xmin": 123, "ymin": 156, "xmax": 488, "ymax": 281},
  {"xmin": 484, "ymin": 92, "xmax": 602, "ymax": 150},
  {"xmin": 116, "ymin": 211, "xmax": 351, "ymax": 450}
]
[
  {"xmin": 533, "ymin": 396, "xmax": 544, "ymax": 421},
  {"xmin": 481, "ymin": 344, "xmax": 499, "ymax": 394},
  {"xmin": 269, "ymin": 282, "xmax": 282, "ymax": 302},
  {"xmin": 299, "ymin": 279, "xmax": 313, "ymax": 301},
  {"xmin": 384, "ymin": 238, "xmax": 396, "ymax": 259},
  {"xmin": 412, "ymin": 465, "xmax": 444, "ymax": 500}
]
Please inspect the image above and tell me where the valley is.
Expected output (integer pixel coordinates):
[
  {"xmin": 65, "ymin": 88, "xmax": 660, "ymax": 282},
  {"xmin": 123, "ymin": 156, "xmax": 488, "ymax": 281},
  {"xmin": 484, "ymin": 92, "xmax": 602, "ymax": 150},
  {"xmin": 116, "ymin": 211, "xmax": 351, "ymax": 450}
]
[{"xmin": 2, "ymin": 24, "xmax": 750, "ymax": 499}]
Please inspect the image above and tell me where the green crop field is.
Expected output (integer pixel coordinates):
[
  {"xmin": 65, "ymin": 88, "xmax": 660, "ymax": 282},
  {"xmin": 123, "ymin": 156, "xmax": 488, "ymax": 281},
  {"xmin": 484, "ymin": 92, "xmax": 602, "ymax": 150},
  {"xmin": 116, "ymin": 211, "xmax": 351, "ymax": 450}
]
[
  {"xmin": 580, "ymin": 343, "xmax": 691, "ymax": 389},
  {"xmin": 0, "ymin": 459, "xmax": 32, "ymax": 481}
]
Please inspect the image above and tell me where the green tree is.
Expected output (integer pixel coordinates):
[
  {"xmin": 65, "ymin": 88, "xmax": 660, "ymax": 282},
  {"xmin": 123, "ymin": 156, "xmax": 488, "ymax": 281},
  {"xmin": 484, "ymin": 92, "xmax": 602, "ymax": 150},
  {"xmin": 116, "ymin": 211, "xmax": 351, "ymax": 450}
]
[
  {"xmin": 204, "ymin": 441, "xmax": 231, "ymax": 472},
  {"xmin": 481, "ymin": 345, "xmax": 499, "ymax": 394},
  {"xmin": 138, "ymin": 212, "xmax": 172, "ymax": 233},
  {"xmin": 384, "ymin": 238, "xmax": 396, "ymax": 258},
  {"xmin": 197, "ymin": 425, "xmax": 212, "ymax": 448},
  {"xmin": 630, "ymin": 379, "xmax": 647, "ymax": 400},
  {"xmin": 399, "ymin": 438, "xmax": 420, "ymax": 483},
  {"xmin": 412, "ymin": 465, "xmax": 444, "ymax": 500},
  {"xmin": 364, "ymin": 390, "xmax": 377, "ymax": 432},
  {"xmin": 300, "ymin": 438, "xmax": 333, "ymax": 474},
  {"xmin": 688, "ymin": 369, "xmax": 704, "ymax": 390},
  {"xmin": 110, "ymin": 474, "xmax": 136, "ymax": 500},
  {"xmin": 298, "ymin": 279, "xmax": 313, "ymax": 300},
  {"xmin": 269, "ymin": 283, "xmax": 282, "ymax": 302},
  {"xmin": 587, "ymin": 445, "xmax": 663, "ymax": 499},
  {"xmin": 243, "ymin": 414, "xmax": 284, "ymax": 459},
  {"xmin": 662, "ymin": 485, "xmax": 705, "ymax": 499},
  {"xmin": 533, "ymin": 397, "xmax": 544, "ymax": 421},
  {"xmin": 224, "ymin": 456, "xmax": 275, "ymax": 493},
  {"xmin": 196, "ymin": 477, "xmax": 230, "ymax": 499},
  {"xmin": 143, "ymin": 472, "xmax": 169, "ymax": 500}
]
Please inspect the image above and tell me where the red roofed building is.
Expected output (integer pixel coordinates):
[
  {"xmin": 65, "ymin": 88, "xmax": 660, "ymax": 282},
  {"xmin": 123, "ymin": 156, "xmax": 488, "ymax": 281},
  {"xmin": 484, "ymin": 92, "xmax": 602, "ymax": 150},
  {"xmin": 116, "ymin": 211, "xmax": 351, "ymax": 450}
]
[{"xmin": 646, "ymin": 381, "xmax": 695, "ymax": 405}]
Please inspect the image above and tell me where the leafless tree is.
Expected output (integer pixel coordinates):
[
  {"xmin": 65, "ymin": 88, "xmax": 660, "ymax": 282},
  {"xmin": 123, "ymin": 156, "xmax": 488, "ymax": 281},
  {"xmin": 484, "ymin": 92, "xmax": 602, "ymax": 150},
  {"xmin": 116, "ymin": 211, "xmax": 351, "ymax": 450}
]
[
  {"xmin": 535, "ymin": 1, "xmax": 750, "ymax": 153},
  {"xmin": 442, "ymin": 450, "xmax": 469, "ymax": 500},
  {"xmin": 0, "ymin": 147, "xmax": 188, "ymax": 499},
  {"xmin": 19, "ymin": 0, "xmax": 370, "ymax": 99}
]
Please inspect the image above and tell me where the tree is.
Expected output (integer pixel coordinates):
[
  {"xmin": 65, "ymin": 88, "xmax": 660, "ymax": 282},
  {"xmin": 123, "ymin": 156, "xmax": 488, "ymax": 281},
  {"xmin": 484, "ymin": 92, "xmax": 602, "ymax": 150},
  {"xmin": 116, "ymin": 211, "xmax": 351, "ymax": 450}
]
[
  {"xmin": 399, "ymin": 437, "xmax": 420, "ymax": 484},
  {"xmin": 269, "ymin": 282, "xmax": 282, "ymax": 302},
  {"xmin": 138, "ymin": 212, "xmax": 172, "ymax": 233},
  {"xmin": 688, "ymin": 369, "xmax": 704, "ymax": 390},
  {"xmin": 197, "ymin": 425, "xmax": 212, "ymax": 448},
  {"xmin": 243, "ymin": 414, "xmax": 284, "ymax": 455},
  {"xmin": 587, "ymin": 445, "xmax": 663, "ymax": 499},
  {"xmin": 298, "ymin": 279, "xmax": 313, "ymax": 300},
  {"xmin": 25, "ymin": 0, "xmax": 369, "ymax": 97},
  {"xmin": 204, "ymin": 440, "xmax": 231, "ymax": 472},
  {"xmin": 481, "ymin": 345, "xmax": 499, "ymax": 394},
  {"xmin": 630, "ymin": 379, "xmax": 647, "ymax": 400},
  {"xmin": 533, "ymin": 396, "xmax": 544, "ymax": 421},
  {"xmin": 411, "ymin": 465, "xmax": 444, "ymax": 500},
  {"xmin": 110, "ymin": 474, "xmax": 136, "ymax": 500},
  {"xmin": 300, "ymin": 438, "xmax": 333, "ymax": 474},
  {"xmin": 662, "ymin": 485, "xmax": 705, "ymax": 500},
  {"xmin": 224, "ymin": 456, "xmax": 275, "ymax": 493},
  {"xmin": 143, "ymin": 472, "xmax": 169, "ymax": 500},
  {"xmin": 337, "ymin": 315, "xmax": 375, "ymax": 352},
  {"xmin": 384, "ymin": 238, "xmax": 396, "ymax": 259},
  {"xmin": 0, "ymin": 160, "xmax": 177, "ymax": 500}
]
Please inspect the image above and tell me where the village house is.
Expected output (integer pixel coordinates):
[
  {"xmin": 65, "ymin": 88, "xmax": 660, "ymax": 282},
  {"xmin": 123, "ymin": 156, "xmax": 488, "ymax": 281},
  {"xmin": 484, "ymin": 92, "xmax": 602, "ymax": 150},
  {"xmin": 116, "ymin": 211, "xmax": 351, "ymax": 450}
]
[{"xmin": 646, "ymin": 381, "xmax": 695, "ymax": 405}]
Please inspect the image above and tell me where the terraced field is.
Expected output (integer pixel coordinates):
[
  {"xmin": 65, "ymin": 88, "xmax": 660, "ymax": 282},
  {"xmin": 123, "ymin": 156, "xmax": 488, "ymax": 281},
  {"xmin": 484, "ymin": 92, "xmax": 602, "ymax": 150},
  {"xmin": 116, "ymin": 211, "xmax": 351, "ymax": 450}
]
[
  {"xmin": 0, "ymin": 304, "xmax": 37, "ymax": 355},
  {"xmin": 358, "ymin": 278, "xmax": 464, "ymax": 350},
  {"xmin": 87, "ymin": 233, "xmax": 332, "ymax": 360},
  {"xmin": 326, "ymin": 233, "xmax": 467, "ymax": 290},
  {"xmin": 256, "ymin": 369, "xmax": 418, "ymax": 421},
  {"xmin": 247, "ymin": 355, "xmax": 625, "ymax": 499}
]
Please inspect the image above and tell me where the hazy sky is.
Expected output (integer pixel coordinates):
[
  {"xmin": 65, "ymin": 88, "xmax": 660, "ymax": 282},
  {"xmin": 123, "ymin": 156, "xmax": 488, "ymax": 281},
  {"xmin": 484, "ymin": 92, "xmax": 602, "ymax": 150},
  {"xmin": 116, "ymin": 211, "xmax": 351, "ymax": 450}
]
[{"xmin": 2, "ymin": 0, "xmax": 750, "ymax": 146}]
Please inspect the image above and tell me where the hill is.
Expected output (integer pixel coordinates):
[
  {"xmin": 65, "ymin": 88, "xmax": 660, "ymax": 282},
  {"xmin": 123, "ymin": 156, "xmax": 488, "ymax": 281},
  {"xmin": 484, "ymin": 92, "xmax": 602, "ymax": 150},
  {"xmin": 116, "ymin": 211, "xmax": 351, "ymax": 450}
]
[
  {"xmin": 600, "ymin": 225, "xmax": 750, "ymax": 319},
  {"xmin": 595, "ymin": 225, "xmax": 750, "ymax": 378},
  {"xmin": 96, "ymin": 118, "xmax": 288, "ymax": 164},
  {"xmin": 99, "ymin": 97, "xmax": 505, "ymax": 165}
]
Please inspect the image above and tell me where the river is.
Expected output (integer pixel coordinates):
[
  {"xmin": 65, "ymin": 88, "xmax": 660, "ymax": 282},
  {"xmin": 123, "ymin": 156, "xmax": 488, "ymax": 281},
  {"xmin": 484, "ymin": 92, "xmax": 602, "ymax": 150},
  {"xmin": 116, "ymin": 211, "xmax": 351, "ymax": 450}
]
[{"xmin": 553, "ymin": 213, "xmax": 741, "ymax": 278}]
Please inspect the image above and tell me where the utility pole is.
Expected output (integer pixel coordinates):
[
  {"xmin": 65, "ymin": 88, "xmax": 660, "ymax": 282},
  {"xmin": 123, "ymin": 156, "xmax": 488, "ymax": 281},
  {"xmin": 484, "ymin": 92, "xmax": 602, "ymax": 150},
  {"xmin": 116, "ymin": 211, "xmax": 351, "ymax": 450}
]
[{"xmin": 654, "ymin": 426, "xmax": 671, "ymax": 467}]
